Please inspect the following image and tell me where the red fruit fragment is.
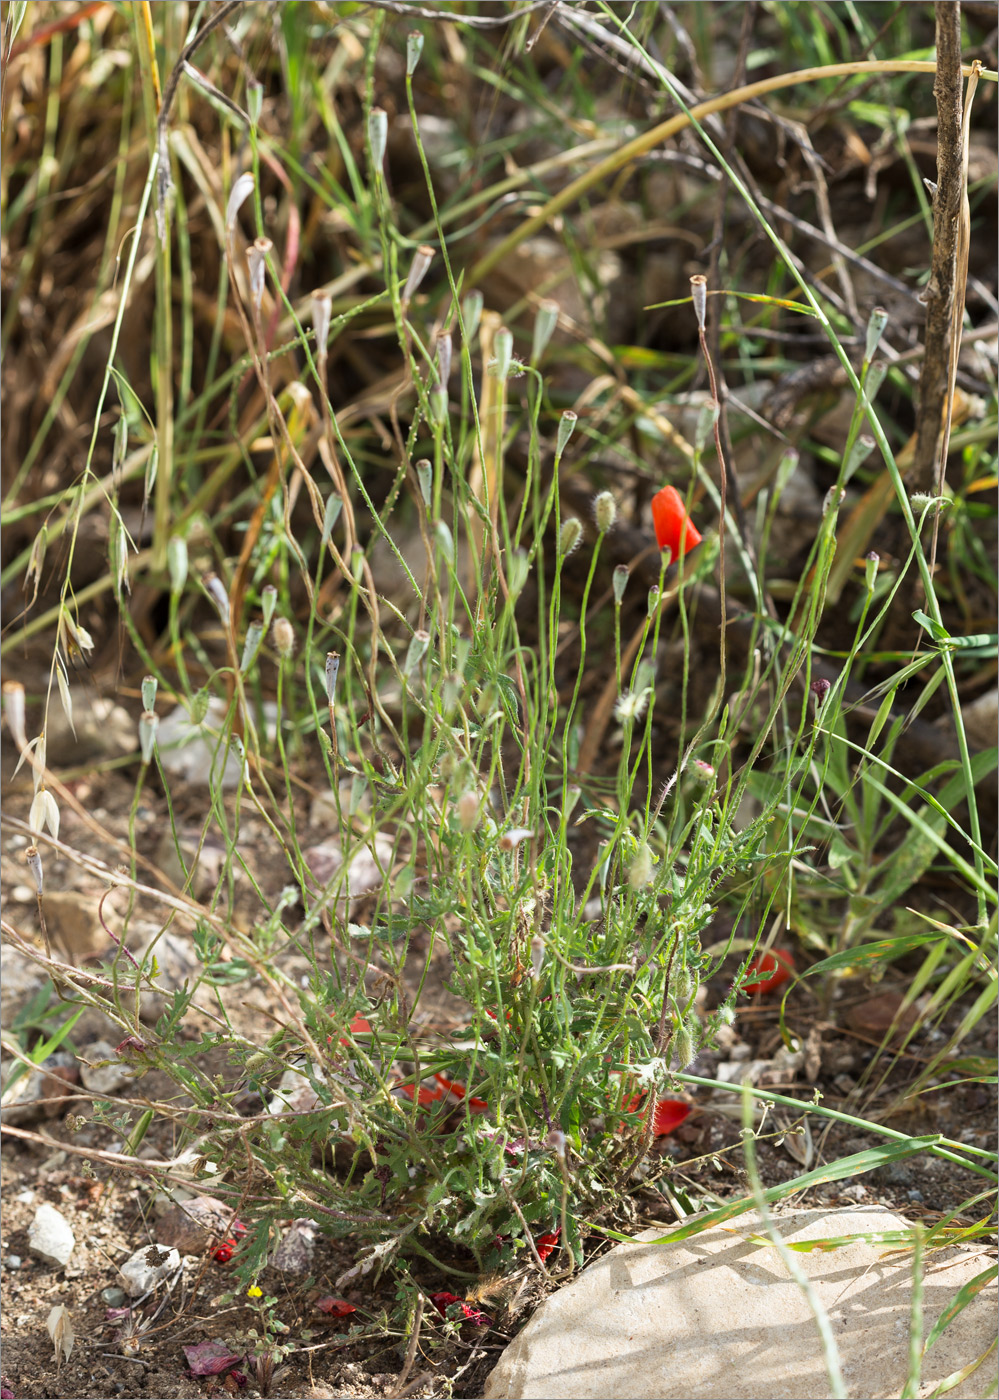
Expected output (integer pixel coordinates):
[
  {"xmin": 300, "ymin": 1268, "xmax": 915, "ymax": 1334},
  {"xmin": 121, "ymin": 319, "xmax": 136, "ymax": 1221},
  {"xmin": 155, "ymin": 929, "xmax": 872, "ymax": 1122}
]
[
  {"xmin": 183, "ymin": 1341, "xmax": 242, "ymax": 1376},
  {"xmin": 315, "ymin": 1296, "xmax": 356, "ymax": 1317},
  {"xmin": 430, "ymin": 1292, "xmax": 491, "ymax": 1327},
  {"xmin": 535, "ymin": 1228, "xmax": 560, "ymax": 1263},
  {"xmin": 743, "ymin": 949, "xmax": 794, "ymax": 994},
  {"xmin": 651, "ymin": 485, "xmax": 703, "ymax": 558}
]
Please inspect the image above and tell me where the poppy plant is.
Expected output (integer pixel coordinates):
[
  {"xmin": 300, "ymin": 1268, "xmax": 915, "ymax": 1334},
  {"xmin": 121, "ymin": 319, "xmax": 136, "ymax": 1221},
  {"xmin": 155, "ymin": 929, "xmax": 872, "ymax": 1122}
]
[
  {"xmin": 430, "ymin": 1292, "xmax": 492, "ymax": 1327},
  {"xmin": 743, "ymin": 948, "xmax": 794, "ymax": 995},
  {"xmin": 651, "ymin": 485, "xmax": 702, "ymax": 558}
]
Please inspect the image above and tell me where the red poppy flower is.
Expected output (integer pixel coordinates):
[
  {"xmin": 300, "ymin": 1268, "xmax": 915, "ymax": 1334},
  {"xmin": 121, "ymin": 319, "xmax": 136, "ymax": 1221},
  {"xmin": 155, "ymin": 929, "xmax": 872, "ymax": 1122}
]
[
  {"xmin": 651, "ymin": 485, "xmax": 703, "ymax": 558},
  {"xmin": 743, "ymin": 949, "xmax": 794, "ymax": 994},
  {"xmin": 430, "ymin": 1292, "xmax": 491, "ymax": 1327},
  {"xmin": 433, "ymin": 1073, "xmax": 489, "ymax": 1113},
  {"xmin": 211, "ymin": 1238, "xmax": 236, "ymax": 1264},
  {"xmin": 622, "ymin": 1094, "xmax": 691, "ymax": 1136},
  {"xmin": 399, "ymin": 1081, "xmax": 445, "ymax": 1107},
  {"xmin": 535, "ymin": 1228, "xmax": 560, "ymax": 1263}
]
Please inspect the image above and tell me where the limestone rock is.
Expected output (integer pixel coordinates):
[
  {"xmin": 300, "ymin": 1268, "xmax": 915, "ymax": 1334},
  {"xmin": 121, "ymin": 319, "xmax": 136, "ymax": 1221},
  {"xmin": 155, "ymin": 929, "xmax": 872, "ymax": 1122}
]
[
  {"xmin": 483, "ymin": 1207, "xmax": 997, "ymax": 1400},
  {"xmin": 78, "ymin": 1040, "xmax": 135, "ymax": 1095},
  {"xmin": 118, "ymin": 1243, "xmax": 181, "ymax": 1297},
  {"xmin": 27, "ymin": 1203, "xmax": 75, "ymax": 1268}
]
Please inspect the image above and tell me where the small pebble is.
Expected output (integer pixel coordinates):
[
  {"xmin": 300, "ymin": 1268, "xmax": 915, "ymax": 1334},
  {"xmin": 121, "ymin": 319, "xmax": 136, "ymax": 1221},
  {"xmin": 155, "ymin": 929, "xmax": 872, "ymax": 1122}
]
[
  {"xmin": 11, "ymin": 885, "xmax": 34, "ymax": 903},
  {"xmin": 100, "ymin": 1286, "xmax": 127, "ymax": 1306},
  {"xmin": 3, "ymin": 1255, "xmax": 22, "ymax": 1271},
  {"xmin": 907, "ymin": 1189, "xmax": 924, "ymax": 1203}
]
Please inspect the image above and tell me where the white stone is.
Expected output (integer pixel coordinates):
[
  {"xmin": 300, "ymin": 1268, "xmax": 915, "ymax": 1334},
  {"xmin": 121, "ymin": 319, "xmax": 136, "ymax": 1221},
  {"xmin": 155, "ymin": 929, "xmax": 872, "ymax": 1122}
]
[
  {"xmin": 27, "ymin": 1203, "xmax": 75, "ymax": 1268},
  {"xmin": 156, "ymin": 699, "xmax": 278, "ymax": 788},
  {"xmin": 483, "ymin": 1208, "xmax": 997, "ymax": 1400},
  {"xmin": 118, "ymin": 1243, "xmax": 181, "ymax": 1297},
  {"xmin": 79, "ymin": 1041, "xmax": 135, "ymax": 1094}
]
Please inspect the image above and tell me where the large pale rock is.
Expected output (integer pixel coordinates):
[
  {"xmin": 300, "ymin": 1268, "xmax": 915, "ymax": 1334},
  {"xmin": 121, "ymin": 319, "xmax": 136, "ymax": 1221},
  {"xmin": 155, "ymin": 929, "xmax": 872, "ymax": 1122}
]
[
  {"xmin": 27, "ymin": 1203, "xmax": 75, "ymax": 1267},
  {"xmin": 484, "ymin": 1208, "xmax": 997, "ymax": 1400}
]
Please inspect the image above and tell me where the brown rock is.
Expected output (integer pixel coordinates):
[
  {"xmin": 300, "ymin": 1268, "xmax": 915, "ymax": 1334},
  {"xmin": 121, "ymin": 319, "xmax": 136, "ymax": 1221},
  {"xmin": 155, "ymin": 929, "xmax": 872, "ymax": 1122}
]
[
  {"xmin": 156, "ymin": 1195, "xmax": 242, "ymax": 1255},
  {"xmin": 844, "ymin": 990, "xmax": 919, "ymax": 1042}
]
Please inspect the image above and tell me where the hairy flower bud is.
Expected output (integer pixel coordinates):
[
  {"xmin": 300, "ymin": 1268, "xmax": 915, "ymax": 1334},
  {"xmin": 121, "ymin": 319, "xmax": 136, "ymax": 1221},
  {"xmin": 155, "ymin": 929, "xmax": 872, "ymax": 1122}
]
[
  {"xmin": 272, "ymin": 617, "xmax": 295, "ymax": 659},
  {"xmin": 558, "ymin": 517, "xmax": 583, "ymax": 555},
  {"xmin": 594, "ymin": 491, "xmax": 617, "ymax": 533}
]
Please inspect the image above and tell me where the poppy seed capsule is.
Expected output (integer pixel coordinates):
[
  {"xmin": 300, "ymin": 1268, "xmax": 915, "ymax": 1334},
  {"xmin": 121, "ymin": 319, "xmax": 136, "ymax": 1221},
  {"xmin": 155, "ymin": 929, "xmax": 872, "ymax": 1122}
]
[
  {"xmin": 368, "ymin": 107, "xmax": 388, "ymax": 172},
  {"xmin": 139, "ymin": 711, "xmax": 159, "ymax": 764},
  {"xmin": 406, "ymin": 30, "xmax": 424, "ymax": 75},
  {"xmin": 168, "ymin": 536, "xmax": 188, "ymax": 595},
  {"xmin": 612, "ymin": 564, "xmax": 629, "ymax": 605},
  {"xmin": 555, "ymin": 410, "xmax": 577, "ymax": 459},
  {"xmin": 689, "ymin": 273, "xmax": 708, "ymax": 330},
  {"xmin": 865, "ymin": 551, "xmax": 880, "ymax": 591},
  {"xmin": 462, "ymin": 290, "xmax": 483, "ymax": 343},
  {"xmin": 141, "ymin": 675, "xmax": 157, "ymax": 712}
]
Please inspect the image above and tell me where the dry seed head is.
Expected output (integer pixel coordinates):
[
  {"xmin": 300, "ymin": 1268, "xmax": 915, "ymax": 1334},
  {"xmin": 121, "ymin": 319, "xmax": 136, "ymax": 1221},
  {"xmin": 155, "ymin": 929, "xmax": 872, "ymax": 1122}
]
[
  {"xmin": 272, "ymin": 617, "xmax": 296, "ymax": 659},
  {"xmin": 25, "ymin": 846, "xmax": 43, "ymax": 896},
  {"xmin": 437, "ymin": 332, "xmax": 452, "ymax": 386},
  {"xmin": 312, "ymin": 291, "xmax": 332, "ymax": 357},
  {"xmin": 3, "ymin": 682, "xmax": 26, "ymax": 749},
  {"xmin": 247, "ymin": 237, "xmax": 272, "ymax": 315},
  {"xmin": 368, "ymin": 107, "xmax": 388, "ymax": 172},
  {"xmin": 203, "ymin": 573, "xmax": 231, "ymax": 626},
  {"xmin": 226, "ymin": 172, "xmax": 255, "ymax": 233},
  {"xmin": 690, "ymin": 274, "xmax": 708, "ymax": 330},
  {"xmin": 403, "ymin": 244, "xmax": 434, "ymax": 304}
]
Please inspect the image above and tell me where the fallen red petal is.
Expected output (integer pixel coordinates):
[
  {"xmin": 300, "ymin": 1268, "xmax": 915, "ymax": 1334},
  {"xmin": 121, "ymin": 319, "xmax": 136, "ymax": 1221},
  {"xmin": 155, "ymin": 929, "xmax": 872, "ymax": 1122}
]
[
  {"xmin": 433, "ymin": 1074, "xmax": 489, "ymax": 1113},
  {"xmin": 743, "ymin": 949, "xmax": 794, "ymax": 994},
  {"xmin": 183, "ymin": 1341, "xmax": 243, "ymax": 1376},
  {"xmin": 535, "ymin": 1228, "xmax": 560, "ymax": 1262},
  {"xmin": 315, "ymin": 1296, "xmax": 356, "ymax": 1317},
  {"xmin": 651, "ymin": 485, "xmax": 703, "ymax": 558},
  {"xmin": 430, "ymin": 1292, "xmax": 491, "ymax": 1327}
]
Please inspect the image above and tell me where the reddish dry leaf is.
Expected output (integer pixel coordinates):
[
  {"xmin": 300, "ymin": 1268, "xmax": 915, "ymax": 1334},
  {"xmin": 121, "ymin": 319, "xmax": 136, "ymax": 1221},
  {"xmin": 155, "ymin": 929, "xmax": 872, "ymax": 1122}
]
[
  {"xmin": 314, "ymin": 1297, "xmax": 356, "ymax": 1317},
  {"xmin": 183, "ymin": 1341, "xmax": 242, "ymax": 1376}
]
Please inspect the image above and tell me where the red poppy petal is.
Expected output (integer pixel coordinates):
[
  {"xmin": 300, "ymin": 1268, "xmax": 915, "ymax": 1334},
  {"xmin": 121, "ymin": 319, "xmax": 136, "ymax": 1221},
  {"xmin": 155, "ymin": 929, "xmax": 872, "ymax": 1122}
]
[
  {"xmin": 315, "ymin": 1296, "xmax": 356, "ymax": 1317},
  {"xmin": 651, "ymin": 485, "xmax": 703, "ymax": 557},
  {"xmin": 743, "ymin": 949, "xmax": 794, "ymax": 994},
  {"xmin": 535, "ymin": 1228, "xmax": 560, "ymax": 1262},
  {"xmin": 651, "ymin": 1098, "xmax": 691, "ymax": 1135},
  {"xmin": 399, "ymin": 1083, "xmax": 444, "ymax": 1106}
]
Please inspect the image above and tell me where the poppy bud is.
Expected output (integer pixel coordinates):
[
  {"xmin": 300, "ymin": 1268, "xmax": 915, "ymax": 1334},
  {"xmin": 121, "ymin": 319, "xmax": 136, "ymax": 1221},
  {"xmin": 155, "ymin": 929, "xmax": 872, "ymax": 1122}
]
[
  {"xmin": 531, "ymin": 299, "xmax": 560, "ymax": 363},
  {"xmin": 555, "ymin": 410, "xmax": 577, "ymax": 460},
  {"xmin": 457, "ymin": 791, "xmax": 480, "ymax": 832},
  {"xmin": 612, "ymin": 564, "xmax": 629, "ymax": 605},
  {"xmin": 406, "ymin": 30, "xmax": 424, "ymax": 75},
  {"xmin": 594, "ymin": 491, "xmax": 617, "ymax": 533},
  {"xmin": 651, "ymin": 485, "xmax": 702, "ymax": 558},
  {"xmin": 558, "ymin": 518, "xmax": 583, "ymax": 555},
  {"xmin": 462, "ymin": 290, "xmax": 483, "ymax": 344},
  {"xmin": 368, "ymin": 107, "xmax": 388, "ymax": 174}
]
